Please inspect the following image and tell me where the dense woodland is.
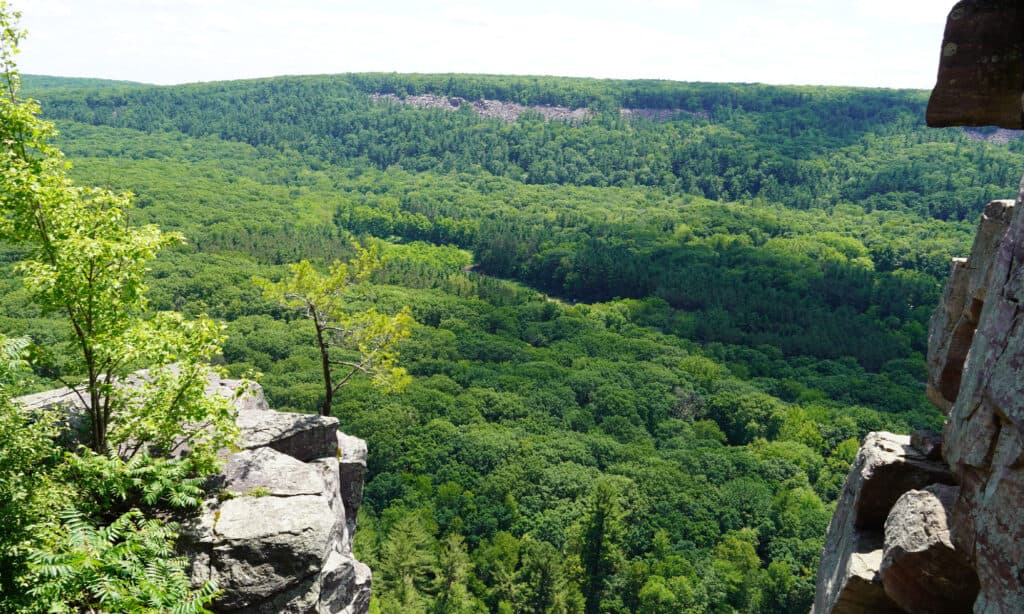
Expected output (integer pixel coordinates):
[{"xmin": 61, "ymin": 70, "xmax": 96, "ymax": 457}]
[{"xmin": 2, "ymin": 70, "xmax": 1019, "ymax": 612}]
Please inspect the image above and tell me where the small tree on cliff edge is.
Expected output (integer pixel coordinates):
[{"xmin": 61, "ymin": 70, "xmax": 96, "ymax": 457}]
[{"xmin": 255, "ymin": 243, "xmax": 413, "ymax": 416}]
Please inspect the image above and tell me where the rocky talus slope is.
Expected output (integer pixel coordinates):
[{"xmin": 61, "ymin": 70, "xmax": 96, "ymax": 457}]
[
  {"xmin": 812, "ymin": 192, "xmax": 1024, "ymax": 613},
  {"xmin": 369, "ymin": 92, "xmax": 709, "ymax": 123},
  {"xmin": 16, "ymin": 376, "xmax": 372, "ymax": 614}
]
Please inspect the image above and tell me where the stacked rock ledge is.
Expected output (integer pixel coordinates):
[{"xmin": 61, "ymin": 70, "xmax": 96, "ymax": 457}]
[
  {"xmin": 811, "ymin": 432, "xmax": 955, "ymax": 614},
  {"xmin": 184, "ymin": 377, "xmax": 371, "ymax": 614}
]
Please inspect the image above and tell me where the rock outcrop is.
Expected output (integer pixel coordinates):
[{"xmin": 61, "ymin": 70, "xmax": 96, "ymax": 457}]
[
  {"xmin": 811, "ymin": 433, "xmax": 954, "ymax": 614},
  {"xmin": 926, "ymin": 199, "xmax": 1015, "ymax": 415},
  {"xmin": 817, "ymin": 9, "xmax": 1024, "ymax": 605},
  {"xmin": 368, "ymin": 92, "xmax": 708, "ymax": 124},
  {"xmin": 939, "ymin": 189, "xmax": 1024, "ymax": 614},
  {"xmin": 813, "ymin": 190, "xmax": 1024, "ymax": 613},
  {"xmin": 16, "ymin": 374, "xmax": 372, "ymax": 614},
  {"xmin": 186, "ymin": 379, "xmax": 371, "ymax": 614},
  {"xmin": 927, "ymin": 1, "xmax": 1024, "ymax": 128}
]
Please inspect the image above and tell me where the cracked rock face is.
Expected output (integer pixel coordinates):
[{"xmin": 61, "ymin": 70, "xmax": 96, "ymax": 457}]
[
  {"xmin": 939, "ymin": 184, "xmax": 1024, "ymax": 614},
  {"xmin": 927, "ymin": 199, "xmax": 1015, "ymax": 415},
  {"xmin": 236, "ymin": 409, "xmax": 339, "ymax": 462},
  {"xmin": 225, "ymin": 447, "xmax": 327, "ymax": 497},
  {"xmin": 16, "ymin": 372, "xmax": 373, "ymax": 613},
  {"xmin": 811, "ymin": 433, "xmax": 954, "ymax": 614},
  {"xmin": 816, "ymin": 179, "xmax": 1024, "ymax": 614},
  {"xmin": 336, "ymin": 432, "xmax": 367, "ymax": 539}
]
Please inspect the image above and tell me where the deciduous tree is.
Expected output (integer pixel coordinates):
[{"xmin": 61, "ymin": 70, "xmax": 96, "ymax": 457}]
[{"xmin": 0, "ymin": 4, "xmax": 237, "ymax": 462}]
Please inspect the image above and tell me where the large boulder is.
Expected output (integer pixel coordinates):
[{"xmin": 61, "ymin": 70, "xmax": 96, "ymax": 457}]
[
  {"xmin": 189, "ymin": 494, "xmax": 339, "ymax": 609},
  {"xmin": 224, "ymin": 447, "xmax": 326, "ymax": 497},
  {"xmin": 236, "ymin": 409, "xmax": 339, "ymax": 462},
  {"xmin": 880, "ymin": 484, "xmax": 978, "ymax": 613},
  {"xmin": 841, "ymin": 432, "xmax": 956, "ymax": 531}
]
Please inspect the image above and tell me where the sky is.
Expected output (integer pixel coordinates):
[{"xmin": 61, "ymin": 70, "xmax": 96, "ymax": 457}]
[{"xmin": 18, "ymin": 0, "xmax": 952, "ymax": 90}]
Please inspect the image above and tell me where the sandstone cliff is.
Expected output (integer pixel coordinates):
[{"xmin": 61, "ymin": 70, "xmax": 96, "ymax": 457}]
[
  {"xmin": 812, "ymin": 192, "xmax": 1024, "ymax": 613},
  {"xmin": 16, "ymin": 375, "xmax": 372, "ymax": 614}
]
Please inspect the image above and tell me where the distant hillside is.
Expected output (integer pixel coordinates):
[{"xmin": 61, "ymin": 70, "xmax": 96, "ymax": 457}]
[
  {"xmin": 22, "ymin": 74, "xmax": 145, "ymax": 92},
  {"xmin": 28, "ymin": 72, "xmax": 1021, "ymax": 222}
]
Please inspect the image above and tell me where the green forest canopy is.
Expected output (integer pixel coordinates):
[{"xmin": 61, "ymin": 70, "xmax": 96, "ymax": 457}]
[{"xmin": 3, "ymin": 72, "xmax": 1013, "ymax": 613}]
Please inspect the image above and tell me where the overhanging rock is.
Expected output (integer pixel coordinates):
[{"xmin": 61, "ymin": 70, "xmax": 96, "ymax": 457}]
[{"xmin": 927, "ymin": 1, "xmax": 1024, "ymax": 128}]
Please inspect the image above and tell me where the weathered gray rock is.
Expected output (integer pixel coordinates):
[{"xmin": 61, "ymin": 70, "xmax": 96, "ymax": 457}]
[
  {"xmin": 939, "ymin": 184, "xmax": 1024, "ymax": 614},
  {"xmin": 188, "ymin": 494, "xmax": 336, "ymax": 610},
  {"xmin": 186, "ymin": 421, "xmax": 371, "ymax": 613},
  {"xmin": 16, "ymin": 373, "xmax": 371, "ymax": 613},
  {"xmin": 320, "ymin": 550, "xmax": 372, "ymax": 614},
  {"xmin": 812, "ymin": 528, "xmax": 901, "ymax": 614},
  {"xmin": 337, "ymin": 432, "xmax": 367, "ymax": 538},
  {"xmin": 13, "ymin": 369, "xmax": 268, "ymax": 445},
  {"xmin": 311, "ymin": 457, "xmax": 349, "ymax": 548},
  {"xmin": 225, "ymin": 447, "xmax": 325, "ymax": 497},
  {"xmin": 927, "ymin": 1, "xmax": 1024, "ymax": 128},
  {"xmin": 188, "ymin": 403, "xmax": 369, "ymax": 612},
  {"xmin": 237, "ymin": 409, "xmax": 339, "ymax": 462},
  {"xmin": 208, "ymin": 377, "xmax": 271, "ymax": 412},
  {"xmin": 818, "ymin": 191, "xmax": 1022, "ymax": 612},
  {"xmin": 880, "ymin": 484, "xmax": 978, "ymax": 613},
  {"xmin": 926, "ymin": 199, "xmax": 1014, "ymax": 414}
]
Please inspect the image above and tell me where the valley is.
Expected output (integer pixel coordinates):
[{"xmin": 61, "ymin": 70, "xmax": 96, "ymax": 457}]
[{"xmin": 3, "ymin": 71, "xmax": 1020, "ymax": 613}]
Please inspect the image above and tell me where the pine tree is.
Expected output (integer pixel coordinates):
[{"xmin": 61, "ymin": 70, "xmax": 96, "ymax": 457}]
[{"xmin": 578, "ymin": 478, "xmax": 627, "ymax": 614}]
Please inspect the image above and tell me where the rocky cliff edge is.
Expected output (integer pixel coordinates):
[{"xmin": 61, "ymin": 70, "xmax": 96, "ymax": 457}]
[{"xmin": 812, "ymin": 190, "xmax": 1024, "ymax": 613}]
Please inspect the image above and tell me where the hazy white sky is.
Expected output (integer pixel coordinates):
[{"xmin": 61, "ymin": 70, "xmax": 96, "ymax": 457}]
[{"xmin": 19, "ymin": 0, "xmax": 952, "ymax": 89}]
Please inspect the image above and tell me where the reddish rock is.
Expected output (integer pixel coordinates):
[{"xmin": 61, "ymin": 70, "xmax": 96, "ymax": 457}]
[
  {"xmin": 927, "ymin": 1, "xmax": 1024, "ymax": 128},
  {"xmin": 926, "ymin": 199, "xmax": 1014, "ymax": 414},
  {"xmin": 932, "ymin": 182, "xmax": 1024, "ymax": 613}
]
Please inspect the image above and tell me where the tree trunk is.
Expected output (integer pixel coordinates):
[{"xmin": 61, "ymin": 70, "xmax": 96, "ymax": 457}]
[{"xmin": 315, "ymin": 318, "xmax": 333, "ymax": 416}]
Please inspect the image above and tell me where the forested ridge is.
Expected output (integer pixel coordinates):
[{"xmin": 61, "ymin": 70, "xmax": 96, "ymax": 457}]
[
  {"xmin": 26, "ymin": 72, "xmax": 1022, "ymax": 220},
  {"xmin": 3, "ymin": 72, "xmax": 1016, "ymax": 612}
]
